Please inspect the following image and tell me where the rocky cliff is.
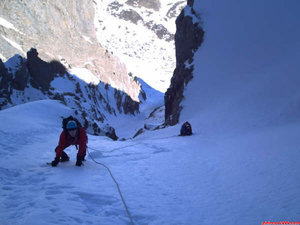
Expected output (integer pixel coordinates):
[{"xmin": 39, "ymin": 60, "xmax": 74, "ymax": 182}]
[
  {"xmin": 0, "ymin": 49, "xmax": 143, "ymax": 139},
  {"xmin": 164, "ymin": 0, "xmax": 204, "ymax": 126},
  {"xmin": 0, "ymin": 0, "xmax": 202, "ymax": 135},
  {"xmin": 0, "ymin": 0, "xmax": 140, "ymax": 101}
]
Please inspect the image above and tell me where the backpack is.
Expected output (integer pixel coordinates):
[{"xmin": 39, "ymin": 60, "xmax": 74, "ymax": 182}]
[
  {"xmin": 62, "ymin": 116, "xmax": 82, "ymax": 130},
  {"xmin": 180, "ymin": 121, "xmax": 192, "ymax": 136}
]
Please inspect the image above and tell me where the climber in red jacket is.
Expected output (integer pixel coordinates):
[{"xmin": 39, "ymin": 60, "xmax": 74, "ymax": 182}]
[{"xmin": 51, "ymin": 120, "xmax": 87, "ymax": 167}]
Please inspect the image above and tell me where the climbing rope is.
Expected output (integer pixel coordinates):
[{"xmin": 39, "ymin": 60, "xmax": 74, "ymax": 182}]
[
  {"xmin": 88, "ymin": 143, "xmax": 141, "ymax": 154},
  {"xmin": 86, "ymin": 147, "xmax": 135, "ymax": 225}
]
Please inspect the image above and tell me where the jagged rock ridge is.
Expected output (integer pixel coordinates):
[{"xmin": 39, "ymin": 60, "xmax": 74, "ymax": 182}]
[
  {"xmin": 164, "ymin": 0, "xmax": 204, "ymax": 126},
  {"xmin": 0, "ymin": 0, "xmax": 140, "ymax": 101},
  {"xmin": 0, "ymin": 49, "xmax": 144, "ymax": 139}
]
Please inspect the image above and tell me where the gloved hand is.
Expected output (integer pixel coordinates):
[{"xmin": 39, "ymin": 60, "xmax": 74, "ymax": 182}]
[
  {"xmin": 51, "ymin": 157, "xmax": 60, "ymax": 167},
  {"xmin": 76, "ymin": 155, "xmax": 84, "ymax": 167}
]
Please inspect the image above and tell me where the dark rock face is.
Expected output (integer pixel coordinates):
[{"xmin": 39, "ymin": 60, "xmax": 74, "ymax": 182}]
[
  {"xmin": 0, "ymin": 59, "xmax": 11, "ymax": 108},
  {"xmin": 0, "ymin": 49, "xmax": 140, "ymax": 140},
  {"xmin": 187, "ymin": 0, "xmax": 194, "ymax": 7},
  {"xmin": 11, "ymin": 56, "xmax": 30, "ymax": 91},
  {"xmin": 133, "ymin": 127, "xmax": 144, "ymax": 138},
  {"xmin": 119, "ymin": 9, "xmax": 143, "ymax": 24},
  {"xmin": 1, "ymin": 49, "xmax": 61, "ymax": 99},
  {"xmin": 123, "ymin": 95, "xmax": 139, "ymax": 114},
  {"xmin": 114, "ymin": 89, "xmax": 140, "ymax": 114},
  {"xmin": 26, "ymin": 48, "xmax": 68, "ymax": 91},
  {"xmin": 108, "ymin": 1, "xmax": 123, "ymax": 11},
  {"xmin": 0, "ymin": 0, "xmax": 141, "ymax": 101},
  {"xmin": 105, "ymin": 127, "xmax": 118, "ymax": 141},
  {"xmin": 27, "ymin": 48, "xmax": 55, "ymax": 90},
  {"xmin": 164, "ymin": 2, "xmax": 204, "ymax": 126},
  {"xmin": 144, "ymin": 22, "xmax": 174, "ymax": 42},
  {"xmin": 0, "ymin": 60, "xmax": 9, "ymax": 88},
  {"xmin": 125, "ymin": 0, "xmax": 161, "ymax": 11}
]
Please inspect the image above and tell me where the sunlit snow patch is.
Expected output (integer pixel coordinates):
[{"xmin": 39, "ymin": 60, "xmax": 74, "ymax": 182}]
[{"xmin": 70, "ymin": 67, "xmax": 100, "ymax": 85}]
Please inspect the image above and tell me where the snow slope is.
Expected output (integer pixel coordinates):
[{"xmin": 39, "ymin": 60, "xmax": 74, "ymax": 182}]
[
  {"xmin": 178, "ymin": 0, "xmax": 300, "ymax": 222},
  {"xmin": 0, "ymin": 1, "xmax": 300, "ymax": 225},
  {"xmin": 0, "ymin": 100, "xmax": 299, "ymax": 225},
  {"xmin": 181, "ymin": 0, "xmax": 300, "ymax": 137}
]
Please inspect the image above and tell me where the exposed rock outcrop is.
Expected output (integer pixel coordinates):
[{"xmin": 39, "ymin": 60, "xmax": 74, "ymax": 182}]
[
  {"xmin": 164, "ymin": 1, "xmax": 204, "ymax": 125},
  {"xmin": 0, "ymin": 0, "xmax": 140, "ymax": 101},
  {"xmin": 0, "ymin": 49, "xmax": 140, "ymax": 140},
  {"xmin": 27, "ymin": 48, "xmax": 55, "ymax": 90},
  {"xmin": 125, "ymin": 0, "xmax": 161, "ymax": 11},
  {"xmin": 0, "ymin": 59, "xmax": 11, "ymax": 108},
  {"xmin": 11, "ymin": 56, "xmax": 30, "ymax": 91}
]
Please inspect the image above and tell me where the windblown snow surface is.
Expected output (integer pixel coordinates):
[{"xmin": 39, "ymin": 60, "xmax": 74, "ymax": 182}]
[{"xmin": 0, "ymin": 0, "xmax": 300, "ymax": 225}]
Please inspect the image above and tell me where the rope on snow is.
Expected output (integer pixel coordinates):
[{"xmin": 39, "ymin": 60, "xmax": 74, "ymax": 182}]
[
  {"xmin": 88, "ymin": 143, "xmax": 141, "ymax": 154},
  {"xmin": 86, "ymin": 146, "xmax": 135, "ymax": 225}
]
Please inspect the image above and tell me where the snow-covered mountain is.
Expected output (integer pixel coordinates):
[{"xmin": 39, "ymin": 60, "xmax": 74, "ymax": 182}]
[
  {"xmin": 0, "ymin": 1, "xmax": 300, "ymax": 225},
  {"xmin": 0, "ymin": 0, "xmax": 141, "ymax": 101},
  {"xmin": 0, "ymin": 0, "xmax": 186, "ymax": 95},
  {"xmin": 0, "ymin": 0, "xmax": 169, "ymax": 139},
  {"xmin": 93, "ymin": 0, "xmax": 186, "ymax": 92},
  {"xmin": 0, "ymin": 0, "xmax": 182, "ymax": 138},
  {"xmin": 0, "ymin": 48, "xmax": 164, "ymax": 139}
]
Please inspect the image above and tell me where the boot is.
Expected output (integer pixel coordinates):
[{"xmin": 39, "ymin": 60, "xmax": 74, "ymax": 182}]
[
  {"xmin": 61, "ymin": 151, "xmax": 70, "ymax": 162},
  {"xmin": 76, "ymin": 155, "xmax": 84, "ymax": 166}
]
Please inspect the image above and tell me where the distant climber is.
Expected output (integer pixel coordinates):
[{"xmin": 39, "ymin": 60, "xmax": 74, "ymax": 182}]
[
  {"xmin": 51, "ymin": 116, "xmax": 87, "ymax": 167},
  {"xmin": 180, "ymin": 121, "xmax": 192, "ymax": 136}
]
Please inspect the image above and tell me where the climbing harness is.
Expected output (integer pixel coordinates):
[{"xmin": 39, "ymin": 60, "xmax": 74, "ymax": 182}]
[{"xmin": 86, "ymin": 146, "xmax": 135, "ymax": 225}]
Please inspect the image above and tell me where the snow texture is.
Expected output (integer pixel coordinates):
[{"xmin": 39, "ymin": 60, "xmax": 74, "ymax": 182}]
[
  {"xmin": 93, "ymin": 0, "xmax": 185, "ymax": 92},
  {"xmin": 0, "ymin": 1, "xmax": 300, "ymax": 225}
]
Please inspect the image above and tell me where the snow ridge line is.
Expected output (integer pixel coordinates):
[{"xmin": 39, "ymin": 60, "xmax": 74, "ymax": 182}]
[{"xmin": 86, "ymin": 146, "xmax": 135, "ymax": 225}]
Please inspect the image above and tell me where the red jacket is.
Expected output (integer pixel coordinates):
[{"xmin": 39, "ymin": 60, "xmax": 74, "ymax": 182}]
[{"xmin": 56, "ymin": 127, "xmax": 87, "ymax": 158}]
